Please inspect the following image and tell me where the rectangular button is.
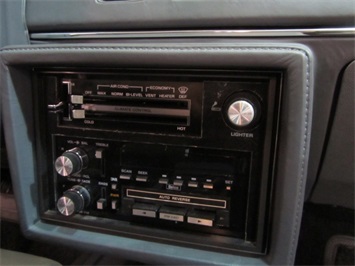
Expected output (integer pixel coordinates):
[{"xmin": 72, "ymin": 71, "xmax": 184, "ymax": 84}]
[
  {"xmin": 159, "ymin": 178, "xmax": 169, "ymax": 185},
  {"xmin": 111, "ymin": 200, "xmax": 118, "ymax": 210},
  {"xmin": 95, "ymin": 149, "xmax": 104, "ymax": 159},
  {"xmin": 188, "ymin": 182, "xmax": 198, "ymax": 188},
  {"xmin": 133, "ymin": 209, "xmax": 157, "ymax": 218},
  {"xmin": 187, "ymin": 210, "xmax": 215, "ymax": 227},
  {"xmin": 72, "ymin": 109, "xmax": 85, "ymax": 119},
  {"xmin": 97, "ymin": 198, "xmax": 106, "ymax": 210},
  {"xmin": 120, "ymin": 174, "xmax": 131, "ymax": 180},
  {"xmin": 132, "ymin": 203, "xmax": 158, "ymax": 218},
  {"xmin": 159, "ymin": 206, "xmax": 186, "ymax": 222},
  {"xmin": 160, "ymin": 213, "xmax": 184, "ymax": 222},
  {"xmin": 111, "ymin": 183, "xmax": 117, "ymax": 190},
  {"xmin": 173, "ymin": 180, "xmax": 184, "ymax": 186},
  {"xmin": 187, "ymin": 217, "xmax": 213, "ymax": 227},
  {"xmin": 203, "ymin": 183, "xmax": 214, "ymax": 189},
  {"xmin": 136, "ymin": 176, "xmax": 148, "ymax": 182},
  {"xmin": 70, "ymin": 95, "xmax": 84, "ymax": 104}
]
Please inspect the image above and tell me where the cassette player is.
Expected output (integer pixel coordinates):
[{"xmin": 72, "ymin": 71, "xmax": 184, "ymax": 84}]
[{"xmin": 34, "ymin": 69, "xmax": 282, "ymax": 254}]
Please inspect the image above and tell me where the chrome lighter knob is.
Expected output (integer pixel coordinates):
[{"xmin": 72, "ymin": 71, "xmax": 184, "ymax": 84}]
[
  {"xmin": 55, "ymin": 147, "xmax": 88, "ymax": 176},
  {"xmin": 227, "ymin": 100, "xmax": 255, "ymax": 127}
]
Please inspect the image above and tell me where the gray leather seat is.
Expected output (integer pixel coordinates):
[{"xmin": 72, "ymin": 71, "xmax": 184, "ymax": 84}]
[{"xmin": 0, "ymin": 249, "xmax": 61, "ymax": 266}]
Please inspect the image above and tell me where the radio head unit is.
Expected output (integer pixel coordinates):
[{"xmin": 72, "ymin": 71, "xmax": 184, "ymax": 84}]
[{"xmin": 35, "ymin": 69, "xmax": 281, "ymax": 254}]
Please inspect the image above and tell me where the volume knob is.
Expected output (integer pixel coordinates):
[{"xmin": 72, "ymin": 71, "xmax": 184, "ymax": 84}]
[
  {"xmin": 57, "ymin": 185, "xmax": 91, "ymax": 216},
  {"xmin": 55, "ymin": 147, "xmax": 88, "ymax": 176},
  {"xmin": 227, "ymin": 100, "xmax": 255, "ymax": 127}
]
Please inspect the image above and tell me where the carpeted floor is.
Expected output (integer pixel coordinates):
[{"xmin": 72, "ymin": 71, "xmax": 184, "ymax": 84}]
[
  {"xmin": 1, "ymin": 221, "xmax": 84, "ymax": 265},
  {"xmin": 295, "ymin": 203, "xmax": 355, "ymax": 265}
]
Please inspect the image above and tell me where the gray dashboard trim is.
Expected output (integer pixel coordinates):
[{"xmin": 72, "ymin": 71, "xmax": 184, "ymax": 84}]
[
  {"xmin": 30, "ymin": 28, "xmax": 355, "ymax": 40},
  {"xmin": 1, "ymin": 43, "xmax": 313, "ymax": 265},
  {"xmin": 25, "ymin": 0, "xmax": 355, "ymax": 31}
]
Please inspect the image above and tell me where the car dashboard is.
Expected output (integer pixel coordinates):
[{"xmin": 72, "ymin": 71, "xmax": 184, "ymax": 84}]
[{"xmin": 1, "ymin": 0, "xmax": 354, "ymax": 265}]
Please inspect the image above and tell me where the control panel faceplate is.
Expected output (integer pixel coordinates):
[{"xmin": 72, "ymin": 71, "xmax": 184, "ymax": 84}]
[{"xmin": 35, "ymin": 69, "xmax": 281, "ymax": 254}]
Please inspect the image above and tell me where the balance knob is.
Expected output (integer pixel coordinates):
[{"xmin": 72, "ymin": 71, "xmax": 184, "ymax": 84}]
[
  {"xmin": 56, "ymin": 185, "xmax": 91, "ymax": 216},
  {"xmin": 227, "ymin": 99, "xmax": 256, "ymax": 127},
  {"xmin": 55, "ymin": 147, "xmax": 88, "ymax": 176}
]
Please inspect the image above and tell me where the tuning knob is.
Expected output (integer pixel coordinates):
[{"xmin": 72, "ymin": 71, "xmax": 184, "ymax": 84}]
[
  {"xmin": 56, "ymin": 185, "xmax": 91, "ymax": 216},
  {"xmin": 55, "ymin": 147, "xmax": 88, "ymax": 176}
]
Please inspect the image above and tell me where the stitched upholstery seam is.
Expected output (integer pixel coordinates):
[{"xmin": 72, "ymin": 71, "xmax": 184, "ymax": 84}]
[{"xmin": 3, "ymin": 46, "xmax": 304, "ymax": 53}]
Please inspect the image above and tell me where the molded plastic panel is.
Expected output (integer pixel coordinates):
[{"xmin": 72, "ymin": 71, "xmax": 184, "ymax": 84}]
[
  {"xmin": 1, "ymin": 43, "xmax": 313, "ymax": 265},
  {"xmin": 26, "ymin": 0, "xmax": 355, "ymax": 32},
  {"xmin": 311, "ymin": 61, "xmax": 355, "ymax": 209}
]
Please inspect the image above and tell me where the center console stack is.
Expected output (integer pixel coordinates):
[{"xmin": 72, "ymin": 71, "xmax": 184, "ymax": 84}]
[{"xmin": 35, "ymin": 68, "xmax": 281, "ymax": 254}]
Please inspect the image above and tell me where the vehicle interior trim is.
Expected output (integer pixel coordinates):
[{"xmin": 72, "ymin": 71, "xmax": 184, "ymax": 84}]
[
  {"xmin": 29, "ymin": 27, "xmax": 355, "ymax": 40},
  {"xmin": 0, "ymin": 43, "xmax": 313, "ymax": 265}
]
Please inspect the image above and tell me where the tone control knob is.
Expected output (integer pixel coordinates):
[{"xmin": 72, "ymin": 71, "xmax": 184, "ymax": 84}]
[
  {"xmin": 55, "ymin": 147, "xmax": 88, "ymax": 176},
  {"xmin": 56, "ymin": 185, "xmax": 91, "ymax": 216},
  {"xmin": 227, "ymin": 100, "xmax": 255, "ymax": 127}
]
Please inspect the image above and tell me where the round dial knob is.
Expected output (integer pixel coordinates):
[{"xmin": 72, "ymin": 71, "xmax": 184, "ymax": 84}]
[
  {"xmin": 55, "ymin": 147, "xmax": 88, "ymax": 176},
  {"xmin": 227, "ymin": 100, "xmax": 255, "ymax": 127},
  {"xmin": 56, "ymin": 185, "xmax": 91, "ymax": 216}
]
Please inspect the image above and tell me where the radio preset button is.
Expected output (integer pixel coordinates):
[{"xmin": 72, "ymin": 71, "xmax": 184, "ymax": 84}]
[
  {"xmin": 136, "ymin": 176, "xmax": 148, "ymax": 182},
  {"xmin": 188, "ymin": 181, "xmax": 198, "ymax": 188},
  {"xmin": 173, "ymin": 180, "xmax": 184, "ymax": 186},
  {"xmin": 158, "ymin": 178, "xmax": 169, "ymax": 185},
  {"xmin": 203, "ymin": 183, "xmax": 214, "ymax": 190}
]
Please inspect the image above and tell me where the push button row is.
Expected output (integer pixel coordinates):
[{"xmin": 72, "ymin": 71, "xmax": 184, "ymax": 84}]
[
  {"xmin": 118, "ymin": 174, "xmax": 232, "ymax": 190},
  {"xmin": 119, "ymin": 174, "xmax": 149, "ymax": 182},
  {"xmin": 131, "ymin": 203, "xmax": 216, "ymax": 227},
  {"xmin": 158, "ymin": 178, "xmax": 214, "ymax": 189}
]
